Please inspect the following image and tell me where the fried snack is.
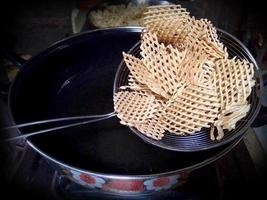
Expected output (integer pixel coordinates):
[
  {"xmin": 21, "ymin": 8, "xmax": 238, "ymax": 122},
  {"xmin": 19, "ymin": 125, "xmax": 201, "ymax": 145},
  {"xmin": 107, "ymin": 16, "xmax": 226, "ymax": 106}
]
[
  {"xmin": 114, "ymin": 90, "xmax": 165, "ymax": 140},
  {"xmin": 140, "ymin": 31, "xmax": 188, "ymax": 98},
  {"xmin": 114, "ymin": 90, "xmax": 160, "ymax": 126},
  {"xmin": 185, "ymin": 18, "xmax": 227, "ymax": 60},
  {"xmin": 134, "ymin": 112, "xmax": 165, "ymax": 140},
  {"xmin": 114, "ymin": 5, "xmax": 255, "ymax": 141},
  {"xmin": 212, "ymin": 57, "xmax": 255, "ymax": 140},
  {"xmin": 123, "ymin": 52, "xmax": 170, "ymax": 98},
  {"xmin": 161, "ymin": 84, "xmax": 220, "ymax": 135},
  {"xmin": 143, "ymin": 5, "xmax": 190, "ymax": 47},
  {"xmin": 89, "ymin": 3, "xmax": 147, "ymax": 28}
]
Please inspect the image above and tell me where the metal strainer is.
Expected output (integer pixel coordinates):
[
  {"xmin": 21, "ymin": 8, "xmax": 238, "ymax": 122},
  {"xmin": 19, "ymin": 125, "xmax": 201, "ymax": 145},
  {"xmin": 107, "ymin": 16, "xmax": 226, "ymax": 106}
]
[{"xmin": 113, "ymin": 29, "xmax": 263, "ymax": 152}]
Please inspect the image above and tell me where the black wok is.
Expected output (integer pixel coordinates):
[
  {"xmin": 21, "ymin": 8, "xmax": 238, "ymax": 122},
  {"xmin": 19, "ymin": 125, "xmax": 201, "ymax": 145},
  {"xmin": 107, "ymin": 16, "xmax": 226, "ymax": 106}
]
[{"xmin": 2, "ymin": 27, "xmax": 266, "ymax": 195}]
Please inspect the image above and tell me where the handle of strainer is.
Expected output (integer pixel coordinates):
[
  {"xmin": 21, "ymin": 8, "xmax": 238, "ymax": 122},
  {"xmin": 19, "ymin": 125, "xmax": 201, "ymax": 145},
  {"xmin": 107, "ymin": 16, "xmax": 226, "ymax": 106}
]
[{"xmin": 1, "ymin": 112, "xmax": 116, "ymax": 142}]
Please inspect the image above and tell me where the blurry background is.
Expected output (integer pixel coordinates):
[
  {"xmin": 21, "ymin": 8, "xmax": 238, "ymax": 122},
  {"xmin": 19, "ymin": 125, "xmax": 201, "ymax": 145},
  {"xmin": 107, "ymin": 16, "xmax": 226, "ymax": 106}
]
[{"xmin": 0, "ymin": 0, "xmax": 266, "ymax": 64}]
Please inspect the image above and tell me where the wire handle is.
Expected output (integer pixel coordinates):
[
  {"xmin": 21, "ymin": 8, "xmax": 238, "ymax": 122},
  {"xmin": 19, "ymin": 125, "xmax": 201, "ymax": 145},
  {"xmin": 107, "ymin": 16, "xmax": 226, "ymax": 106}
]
[{"xmin": 2, "ymin": 112, "xmax": 116, "ymax": 142}]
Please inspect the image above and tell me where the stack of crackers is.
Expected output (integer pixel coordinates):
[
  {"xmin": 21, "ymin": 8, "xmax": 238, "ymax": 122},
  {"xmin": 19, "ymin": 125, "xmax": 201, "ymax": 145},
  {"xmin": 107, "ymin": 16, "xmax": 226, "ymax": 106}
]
[{"xmin": 114, "ymin": 5, "xmax": 255, "ymax": 141}]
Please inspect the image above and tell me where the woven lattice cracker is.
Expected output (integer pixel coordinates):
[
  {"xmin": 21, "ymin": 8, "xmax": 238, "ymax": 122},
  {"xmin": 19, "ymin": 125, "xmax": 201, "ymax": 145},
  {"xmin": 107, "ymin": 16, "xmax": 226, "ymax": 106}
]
[
  {"xmin": 140, "ymin": 31, "xmax": 188, "ymax": 98},
  {"xmin": 114, "ymin": 4, "xmax": 255, "ymax": 141},
  {"xmin": 161, "ymin": 84, "xmax": 220, "ymax": 135},
  {"xmin": 141, "ymin": 31, "xmax": 216, "ymax": 90},
  {"xmin": 215, "ymin": 57, "xmax": 255, "ymax": 108},
  {"xmin": 125, "ymin": 75, "xmax": 151, "ymax": 92},
  {"xmin": 123, "ymin": 31, "xmax": 189, "ymax": 99},
  {"xmin": 114, "ymin": 90, "xmax": 165, "ymax": 139},
  {"xmin": 114, "ymin": 90, "xmax": 160, "ymax": 126},
  {"xmin": 135, "ymin": 112, "xmax": 165, "ymax": 140},
  {"xmin": 212, "ymin": 57, "xmax": 255, "ymax": 140},
  {"xmin": 123, "ymin": 52, "xmax": 170, "ymax": 98},
  {"xmin": 144, "ymin": 6, "xmax": 227, "ymax": 58},
  {"xmin": 143, "ymin": 5, "xmax": 190, "ymax": 47},
  {"xmin": 185, "ymin": 18, "xmax": 227, "ymax": 60}
]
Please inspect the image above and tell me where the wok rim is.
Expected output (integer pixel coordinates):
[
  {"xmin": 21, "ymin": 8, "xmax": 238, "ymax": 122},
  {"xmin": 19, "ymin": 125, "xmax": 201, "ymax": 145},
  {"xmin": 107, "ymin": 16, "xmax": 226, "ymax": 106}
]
[
  {"xmin": 26, "ymin": 135, "xmax": 243, "ymax": 179},
  {"xmin": 7, "ymin": 27, "xmax": 246, "ymax": 179}
]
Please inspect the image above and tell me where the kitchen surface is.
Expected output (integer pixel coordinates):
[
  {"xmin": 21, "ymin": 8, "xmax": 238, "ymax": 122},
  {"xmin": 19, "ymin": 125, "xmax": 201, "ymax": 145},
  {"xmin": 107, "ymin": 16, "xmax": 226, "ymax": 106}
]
[{"xmin": 0, "ymin": 0, "xmax": 267, "ymax": 199}]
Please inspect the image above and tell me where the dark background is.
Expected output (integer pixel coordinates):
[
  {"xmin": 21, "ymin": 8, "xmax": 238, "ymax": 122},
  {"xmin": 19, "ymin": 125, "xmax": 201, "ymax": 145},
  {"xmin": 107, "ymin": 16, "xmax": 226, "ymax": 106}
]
[{"xmin": 1, "ymin": 0, "xmax": 267, "ymax": 55}]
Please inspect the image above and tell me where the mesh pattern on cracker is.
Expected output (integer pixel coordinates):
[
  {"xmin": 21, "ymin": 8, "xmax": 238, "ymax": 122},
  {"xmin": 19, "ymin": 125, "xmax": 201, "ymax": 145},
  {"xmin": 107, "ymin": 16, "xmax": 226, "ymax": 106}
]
[
  {"xmin": 114, "ymin": 90, "xmax": 165, "ymax": 140},
  {"xmin": 114, "ymin": 90, "xmax": 161, "ymax": 126},
  {"xmin": 212, "ymin": 57, "xmax": 255, "ymax": 140},
  {"xmin": 215, "ymin": 57, "xmax": 255, "ymax": 108},
  {"xmin": 161, "ymin": 84, "xmax": 220, "ymax": 135},
  {"xmin": 135, "ymin": 112, "xmax": 165, "ymax": 140},
  {"xmin": 183, "ymin": 18, "xmax": 227, "ymax": 60},
  {"xmin": 123, "ymin": 52, "xmax": 169, "ymax": 98},
  {"xmin": 144, "ymin": 6, "xmax": 226, "ymax": 57},
  {"xmin": 114, "ymin": 5, "xmax": 255, "ymax": 141},
  {"xmin": 140, "ymin": 31, "xmax": 188, "ymax": 98},
  {"xmin": 143, "ymin": 5, "xmax": 190, "ymax": 46}
]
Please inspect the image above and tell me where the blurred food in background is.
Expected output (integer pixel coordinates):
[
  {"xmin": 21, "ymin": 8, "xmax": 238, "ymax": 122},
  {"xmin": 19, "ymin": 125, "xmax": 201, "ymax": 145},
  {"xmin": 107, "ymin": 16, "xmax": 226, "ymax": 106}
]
[
  {"xmin": 72, "ymin": 1, "xmax": 172, "ymax": 32},
  {"xmin": 89, "ymin": 3, "xmax": 148, "ymax": 28}
]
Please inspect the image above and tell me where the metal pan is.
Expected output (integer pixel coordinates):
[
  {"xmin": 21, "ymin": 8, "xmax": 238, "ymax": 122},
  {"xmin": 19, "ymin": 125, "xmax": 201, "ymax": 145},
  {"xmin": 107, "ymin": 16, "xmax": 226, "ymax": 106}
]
[{"xmin": 2, "ymin": 27, "xmax": 247, "ymax": 195}]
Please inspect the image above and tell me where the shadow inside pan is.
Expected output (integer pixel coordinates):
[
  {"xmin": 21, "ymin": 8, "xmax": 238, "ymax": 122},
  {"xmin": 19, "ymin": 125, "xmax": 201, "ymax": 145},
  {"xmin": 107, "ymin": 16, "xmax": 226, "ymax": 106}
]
[{"xmin": 10, "ymin": 28, "xmax": 236, "ymax": 175}]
